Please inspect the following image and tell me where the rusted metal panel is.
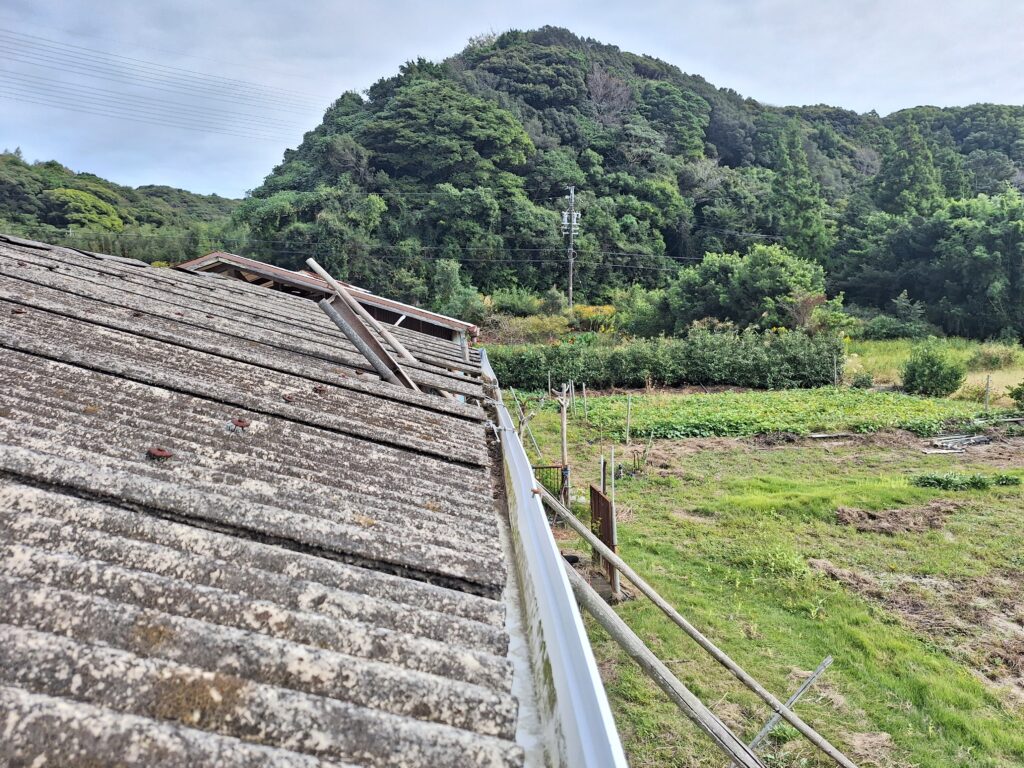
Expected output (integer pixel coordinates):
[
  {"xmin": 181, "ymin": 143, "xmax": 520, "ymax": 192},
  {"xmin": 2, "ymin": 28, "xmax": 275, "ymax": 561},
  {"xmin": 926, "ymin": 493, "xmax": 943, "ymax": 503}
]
[{"xmin": 589, "ymin": 485, "xmax": 618, "ymax": 586}]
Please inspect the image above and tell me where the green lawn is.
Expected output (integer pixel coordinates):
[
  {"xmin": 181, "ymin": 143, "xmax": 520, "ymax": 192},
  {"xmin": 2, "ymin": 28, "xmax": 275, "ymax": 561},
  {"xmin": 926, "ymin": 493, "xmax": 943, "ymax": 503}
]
[{"xmin": 527, "ymin": 390, "xmax": 1024, "ymax": 768}]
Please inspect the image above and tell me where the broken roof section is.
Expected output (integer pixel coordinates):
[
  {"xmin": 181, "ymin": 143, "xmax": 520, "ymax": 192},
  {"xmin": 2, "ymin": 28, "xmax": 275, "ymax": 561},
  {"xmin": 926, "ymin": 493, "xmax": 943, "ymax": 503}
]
[
  {"xmin": 0, "ymin": 233, "xmax": 625, "ymax": 768},
  {"xmin": 176, "ymin": 250, "xmax": 479, "ymax": 341}
]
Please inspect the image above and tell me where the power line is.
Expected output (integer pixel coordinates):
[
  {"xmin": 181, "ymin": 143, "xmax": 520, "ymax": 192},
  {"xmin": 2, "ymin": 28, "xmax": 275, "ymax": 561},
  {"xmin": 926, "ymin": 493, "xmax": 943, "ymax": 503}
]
[
  {"xmin": 0, "ymin": 68, "xmax": 304, "ymax": 131},
  {"xmin": 0, "ymin": 15, "xmax": 313, "ymax": 82},
  {"xmin": 0, "ymin": 81, "xmax": 296, "ymax": 141},
  {"xmin": 0, "ymin": 42, "xmax": 322, "ymax": 116},
  {"xmin": 0, "ymin": 28, "xmax": 323, "ymax": 106},
  {"xmin": 0, "ymin": 91, "xmax": 290, "ymax": 143}
]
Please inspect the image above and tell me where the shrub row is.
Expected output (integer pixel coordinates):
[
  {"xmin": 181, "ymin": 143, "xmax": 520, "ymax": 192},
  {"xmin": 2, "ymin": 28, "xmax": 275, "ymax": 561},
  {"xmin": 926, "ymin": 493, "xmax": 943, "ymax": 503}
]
[{"xmin": 486, "ymin": 329, "xmax": 844, "ymax": 390}]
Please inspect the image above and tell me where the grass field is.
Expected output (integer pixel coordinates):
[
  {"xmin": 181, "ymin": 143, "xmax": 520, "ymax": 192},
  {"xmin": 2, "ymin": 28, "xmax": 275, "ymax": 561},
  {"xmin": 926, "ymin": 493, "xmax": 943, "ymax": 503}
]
[
  {"xmin": 849, "ymin": 339, "xmax": 1024, "ymax": 404},
  {"xmin": 524, "ymin": 390, "xmax": 1024, "ymax": 768}
]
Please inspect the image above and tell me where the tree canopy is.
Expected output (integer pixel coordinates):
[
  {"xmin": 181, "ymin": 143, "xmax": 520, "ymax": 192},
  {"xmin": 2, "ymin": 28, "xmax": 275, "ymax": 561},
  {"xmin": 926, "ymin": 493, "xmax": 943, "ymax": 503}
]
[{"xmin": 4, "ymin": 27, "xmax": 1024, "ymax": 338}]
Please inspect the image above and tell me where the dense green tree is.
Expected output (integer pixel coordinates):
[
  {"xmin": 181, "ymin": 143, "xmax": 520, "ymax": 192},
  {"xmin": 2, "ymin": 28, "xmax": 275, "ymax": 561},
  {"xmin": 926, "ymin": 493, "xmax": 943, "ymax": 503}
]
[
  {"xmin": 768, "ymin": 125, "xmax": 834, "ymax": 261},
  {"xmin": 665, "ymin": 244, "xmax": 826, "ymax": 332},
  {"xmin": 357, "ymin": 80, "xmax": 534, "ymax": 186},
  {"xmin": 873, "ymin": 121, "xmax": 944, "ymax": 216}
]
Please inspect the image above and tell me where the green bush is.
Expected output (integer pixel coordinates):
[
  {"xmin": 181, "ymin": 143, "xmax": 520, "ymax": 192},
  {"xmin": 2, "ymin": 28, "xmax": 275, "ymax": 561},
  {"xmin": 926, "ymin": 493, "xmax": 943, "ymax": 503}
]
[
  {"xmin": 901, "ymin": 343, "xmax": 967, "ymax": 397},
  {"xmin": 966, "ymin": 343, "xmax": 1020, "ymax": 371},
  {"xmin": 858, "ymin": 314, "xmax": 937, "ymax": 340},
  {"xmin": 850, "ymin": 371, "xmax": 874, "ymax": 389},
  {"xmin": 491, "ymin": 287, "xmax": 542, "ymax": 317},
  {"xmin": 911, "ymin": 472, "xmax": 1020, "ymax": 490},
  {"xmin": 482, "ymin": 314, "xmax": 570, "ymax": 344},
  {"xmin": 1008, "ymin": 380, "xmax": 1024, "ymax": 410},
  {"xmin": 485, "ymin": 329, "xmax": 843, "ymax": 390}
]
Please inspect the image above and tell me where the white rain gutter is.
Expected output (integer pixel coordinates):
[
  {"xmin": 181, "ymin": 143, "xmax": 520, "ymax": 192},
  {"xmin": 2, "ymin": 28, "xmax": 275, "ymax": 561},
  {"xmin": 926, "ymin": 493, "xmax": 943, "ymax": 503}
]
[{"xmin": 480, "ymin": 349, "xmax": 627, "ymax": 768}]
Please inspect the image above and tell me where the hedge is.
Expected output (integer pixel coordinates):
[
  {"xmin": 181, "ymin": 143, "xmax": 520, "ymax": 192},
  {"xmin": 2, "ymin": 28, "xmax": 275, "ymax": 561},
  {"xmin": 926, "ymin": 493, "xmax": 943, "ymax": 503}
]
[{"xmin": 485, "ymin": 329, "xmax": 844, "ymax": 390}]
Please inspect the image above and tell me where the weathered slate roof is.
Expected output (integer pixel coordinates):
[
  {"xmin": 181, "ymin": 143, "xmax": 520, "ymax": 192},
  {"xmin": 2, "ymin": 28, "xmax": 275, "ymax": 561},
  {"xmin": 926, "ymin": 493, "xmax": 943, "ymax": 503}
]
[{"xmin": 0, "ymin": 234, "xmax": 524, "ymax": 767}]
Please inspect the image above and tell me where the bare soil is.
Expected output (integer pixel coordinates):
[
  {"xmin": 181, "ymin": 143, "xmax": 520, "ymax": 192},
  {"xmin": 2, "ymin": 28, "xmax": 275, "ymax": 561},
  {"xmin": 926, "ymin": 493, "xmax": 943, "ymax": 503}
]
[
  {"xmin": 835, "ymin": 500, "xmax": 963, "ymax": 535},
  {"xmin": 810, "ymin": 559, "xmax": 1024, "ymax": 703}
]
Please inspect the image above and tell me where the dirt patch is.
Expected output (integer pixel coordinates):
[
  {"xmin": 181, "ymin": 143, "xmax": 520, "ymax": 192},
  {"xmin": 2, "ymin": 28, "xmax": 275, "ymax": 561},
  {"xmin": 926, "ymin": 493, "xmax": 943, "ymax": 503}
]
[
  {"xmin": 810, "ymin": 559, "xmax": 1024, "ymax": 703},
  {"xmin": 648, "ymin": 438, "xmax": 747, "ymax": 476},
  {"xmin": 551, "ymin": 525, "xmax": 578, "ymax": 542},
  {"xmin": 959, "ymin": 436, "xmax": 1024, "ymax": 469},
  {"xmin": 808, "ymin": 559, "xmax": 885, "ymax": 598},
  {"xmin": 673, "ymin": 509, "xmax": 715, "ymax": 525},
  {"xmin": 750, "ymin": 431, "xmax": 803, "ymax": 448},
  {"xmin": 835, "ymin": 500, "xmax": 962, "ymax": 535},
  {"xmin": 857, "ymin": 430, "xmax": 924, "ymax": 449},
  {"xmin": 847, "ymin": 732, "xmax": 896, "ymax": 766}
]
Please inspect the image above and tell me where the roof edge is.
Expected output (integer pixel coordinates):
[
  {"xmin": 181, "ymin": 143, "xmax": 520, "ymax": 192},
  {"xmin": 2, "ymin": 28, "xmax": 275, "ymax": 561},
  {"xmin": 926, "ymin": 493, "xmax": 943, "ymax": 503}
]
[
  {"xmin": 175, "ymin": 251, "xmax": 478, "ymax": 335},
  {"xmin": 481, "ymin": 349, "xmax": 627, "ymax": 768}
]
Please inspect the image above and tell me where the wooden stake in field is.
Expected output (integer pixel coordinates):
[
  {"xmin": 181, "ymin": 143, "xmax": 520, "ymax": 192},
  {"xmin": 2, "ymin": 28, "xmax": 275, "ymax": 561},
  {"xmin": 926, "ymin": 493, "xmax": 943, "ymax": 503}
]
[
  {"xmin": 582, "ymin": 383, "xmax": 589, "ymax": 423},
  {"xmin": 608, "ymin": 445, "xmax": 622, "ymax": 601},
  {"xmin": 559, "ymin": 383, "xmax": 570, "ymax": 505},
  {"xmin": 985, "ymin": 374, "xmax": 992, "ymax": 414},
  {"xmin": 625, "ymin": 393, "xmax": 633, "ymax": 446}
]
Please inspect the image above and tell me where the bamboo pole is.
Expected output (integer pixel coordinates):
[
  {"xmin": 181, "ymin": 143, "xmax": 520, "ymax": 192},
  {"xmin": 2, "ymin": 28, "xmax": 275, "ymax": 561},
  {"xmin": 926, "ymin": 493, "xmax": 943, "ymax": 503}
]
[
  {"xmin": 541, "ymin": 487, "xmax": 858, "ymax": 768},
  {"xmin": 582, "ymin": 383, "xmax": 589, "ymax": 423},
  {"xmin": 563, "ymin": 562, "xmax": 765, "ymax": 768},
  {"xmin": 625, "ymin": 393, "xmax": 632, "ymax": 445}
]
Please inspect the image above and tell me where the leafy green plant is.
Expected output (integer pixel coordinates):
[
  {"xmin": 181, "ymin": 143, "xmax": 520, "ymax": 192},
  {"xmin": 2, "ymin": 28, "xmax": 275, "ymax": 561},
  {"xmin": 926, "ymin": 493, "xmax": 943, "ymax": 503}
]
[
  {"xmin": 583, "ymin": 388, "xmax": 985, "ymax": 439},
  {"xmin": 901, "ymin": 342, "xmax": 967, "ymax": 397},
  {"xmin": 491, "ymin": 286, "xmax": 542, "ymax": 316},
  {"xmin": 911, "ymin": 472, "xmax": 1020, "ymax": 490},
  {"xmin": 1008, "ymin": 380, "xmax": 1024, "ymax": 410},
  {"xmin": 849, "ymin": 371, "xmax": 874, "ymax": 389}
]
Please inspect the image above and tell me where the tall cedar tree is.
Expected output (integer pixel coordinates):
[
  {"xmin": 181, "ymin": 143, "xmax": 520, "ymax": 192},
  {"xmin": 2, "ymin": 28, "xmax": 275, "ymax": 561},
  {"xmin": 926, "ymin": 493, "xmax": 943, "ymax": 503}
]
[
  {"xmin": 769, "ymin": 125, "xmax": 833, "ymax": 262},
  {"xmin": 873, "ymin": 121, "xmax": 944, "ymax": 217}
]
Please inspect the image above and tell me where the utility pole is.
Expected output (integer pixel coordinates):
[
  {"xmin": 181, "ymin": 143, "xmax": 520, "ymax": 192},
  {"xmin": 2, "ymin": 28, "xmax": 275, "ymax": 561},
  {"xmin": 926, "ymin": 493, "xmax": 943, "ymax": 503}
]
[{"xmin": 562, "ymin": 186, "xmax": 580, "ymax": 308}]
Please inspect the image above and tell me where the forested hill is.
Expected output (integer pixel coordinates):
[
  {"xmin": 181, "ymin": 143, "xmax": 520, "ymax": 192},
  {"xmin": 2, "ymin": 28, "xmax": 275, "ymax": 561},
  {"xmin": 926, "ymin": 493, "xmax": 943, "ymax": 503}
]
[
  {"xmin": 235, "ymin": 26, "xmax": 1024, "ymax": 339},
  {"xmin": 0, "ymin": 150, "xmax": 239, "ymax": 263}
]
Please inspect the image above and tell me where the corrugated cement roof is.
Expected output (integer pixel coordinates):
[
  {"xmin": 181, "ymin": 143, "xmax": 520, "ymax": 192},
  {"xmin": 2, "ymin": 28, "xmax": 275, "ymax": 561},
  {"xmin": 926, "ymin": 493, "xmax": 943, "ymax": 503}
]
[{"xmin": 0, "ymin": 234, "xmax": 525, "ymax": 767}]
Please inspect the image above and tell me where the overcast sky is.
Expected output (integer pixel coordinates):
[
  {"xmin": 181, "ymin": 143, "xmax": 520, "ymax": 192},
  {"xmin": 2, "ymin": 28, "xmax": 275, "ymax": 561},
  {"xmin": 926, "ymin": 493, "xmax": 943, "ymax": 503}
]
[{"xmin": 2, "ymin": 0, "xmax": 1022, "ymax": 197}]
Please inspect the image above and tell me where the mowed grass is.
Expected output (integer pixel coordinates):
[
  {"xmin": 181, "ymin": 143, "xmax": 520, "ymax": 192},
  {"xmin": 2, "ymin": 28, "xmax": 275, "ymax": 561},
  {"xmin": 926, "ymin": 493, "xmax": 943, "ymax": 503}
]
[
  {"xmin": 526, "ymin": 390, "xmax": 1024, "ymax": 768},
  {"xmin": 583, "ymin": 388, "xmax": 994, "ymax": 439},
  {"xmin": 849, "ymin": 338, "xmax": 1024, "ymax": 404}
]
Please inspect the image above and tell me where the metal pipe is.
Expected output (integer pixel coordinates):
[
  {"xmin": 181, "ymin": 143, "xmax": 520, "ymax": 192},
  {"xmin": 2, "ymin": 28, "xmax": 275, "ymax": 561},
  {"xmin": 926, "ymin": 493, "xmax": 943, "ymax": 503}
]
[
  {"xmin": 306, "ymin": 258, "xmax": 418, "ymax": 364},
  {"xmin": 563, "ymin": 562, "xmax": 765, "ymax": 768},
  {"xmin": 749, "ymin": 656, "xmax": 833, "ymax": 750},
  {"xmin": 319, "ymin": 299, "xmax": 402, "ymax": 386},
  {"xmin": 541, "ymin": 487, "xmax": 859, "ymax": 768}
]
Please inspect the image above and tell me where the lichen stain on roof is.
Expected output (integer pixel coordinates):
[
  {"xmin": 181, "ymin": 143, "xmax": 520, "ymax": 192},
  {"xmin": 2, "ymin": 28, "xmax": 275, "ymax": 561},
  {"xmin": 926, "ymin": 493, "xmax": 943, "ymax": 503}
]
[{"xmin": 0, "ymin": 235, "xmax": 525, "ymax": 767}]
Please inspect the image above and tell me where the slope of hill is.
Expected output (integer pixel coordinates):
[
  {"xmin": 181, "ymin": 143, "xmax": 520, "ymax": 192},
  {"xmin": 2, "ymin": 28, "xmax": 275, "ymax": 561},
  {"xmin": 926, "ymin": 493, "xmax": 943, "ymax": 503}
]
[
  {"xmin": 236, "ymin": 26, "xmax": 1024, "ymax": 338},
  {"xmin": 0, "ymin": 150, "xmax": 240, "ymax": 263}
]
